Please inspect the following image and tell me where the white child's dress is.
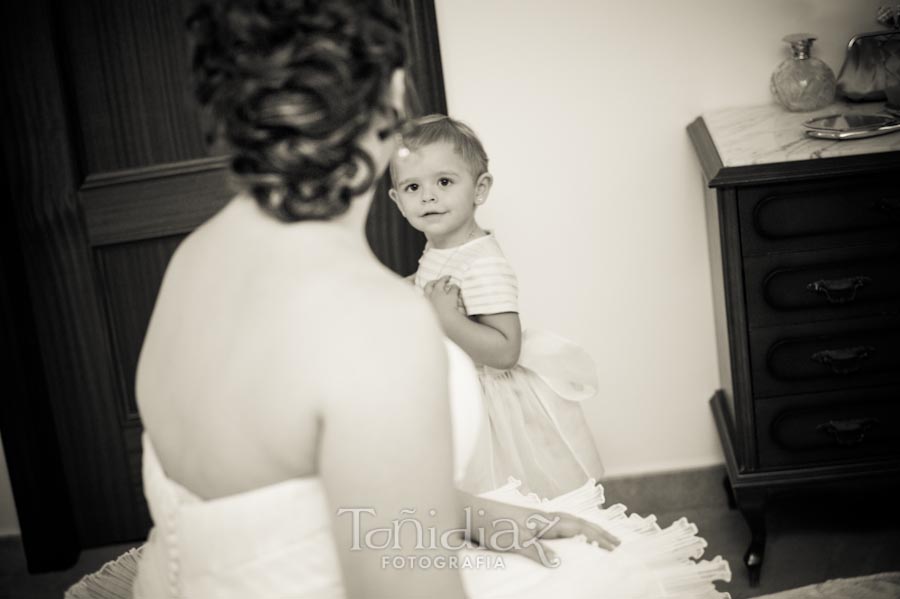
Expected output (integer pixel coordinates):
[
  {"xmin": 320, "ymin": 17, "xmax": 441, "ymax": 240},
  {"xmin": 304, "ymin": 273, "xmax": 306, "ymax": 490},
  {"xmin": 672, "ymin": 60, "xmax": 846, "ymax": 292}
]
[{"xmin": 414, "ymin": 232, "xmax": 606, "ymax": 499}]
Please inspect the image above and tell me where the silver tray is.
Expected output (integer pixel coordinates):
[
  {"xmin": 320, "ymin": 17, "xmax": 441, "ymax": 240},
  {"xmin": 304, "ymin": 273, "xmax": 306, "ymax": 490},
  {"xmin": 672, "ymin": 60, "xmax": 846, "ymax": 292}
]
[{"xmin": 803, "ymin": 113, "xmax": 900, "ymax": 139}]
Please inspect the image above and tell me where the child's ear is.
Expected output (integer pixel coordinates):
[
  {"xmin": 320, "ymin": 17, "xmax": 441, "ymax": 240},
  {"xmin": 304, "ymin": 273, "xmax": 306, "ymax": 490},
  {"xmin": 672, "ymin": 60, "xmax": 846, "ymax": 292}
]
[
  {"xmin": 473, "ymin": 172, "xmax": 493, "ymax": 206},
  {"xmin": 388, "ymin": 187, "xmax": 405, "ymax": 216}
]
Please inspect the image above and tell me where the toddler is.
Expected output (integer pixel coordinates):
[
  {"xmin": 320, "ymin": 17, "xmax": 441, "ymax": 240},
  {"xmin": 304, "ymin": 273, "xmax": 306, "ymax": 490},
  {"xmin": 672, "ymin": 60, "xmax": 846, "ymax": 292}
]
[{"xmin": 390, "ymin": 115, "xmax": 604, "ymax": 499}]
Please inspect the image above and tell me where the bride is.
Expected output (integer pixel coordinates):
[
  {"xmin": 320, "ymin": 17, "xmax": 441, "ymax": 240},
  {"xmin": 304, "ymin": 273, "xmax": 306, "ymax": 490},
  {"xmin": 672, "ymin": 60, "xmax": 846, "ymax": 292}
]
[{"xmin": 67, "ymin": 1, "xmax": 730, "ymax": 597}]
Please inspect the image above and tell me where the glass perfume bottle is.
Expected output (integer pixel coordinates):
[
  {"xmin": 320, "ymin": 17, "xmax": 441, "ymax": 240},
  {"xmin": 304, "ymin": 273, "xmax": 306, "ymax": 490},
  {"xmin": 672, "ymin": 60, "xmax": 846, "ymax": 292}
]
[{"xmin": 770, "ymin": 34, "xmax": 836, "ymax": 111}]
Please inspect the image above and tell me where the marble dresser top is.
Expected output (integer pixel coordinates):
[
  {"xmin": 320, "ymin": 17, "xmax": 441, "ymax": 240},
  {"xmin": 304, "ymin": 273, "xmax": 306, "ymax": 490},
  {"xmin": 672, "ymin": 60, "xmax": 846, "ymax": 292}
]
[{"xmin": 701, "ymin": 102, "xmax": 900, "ymax": 167}]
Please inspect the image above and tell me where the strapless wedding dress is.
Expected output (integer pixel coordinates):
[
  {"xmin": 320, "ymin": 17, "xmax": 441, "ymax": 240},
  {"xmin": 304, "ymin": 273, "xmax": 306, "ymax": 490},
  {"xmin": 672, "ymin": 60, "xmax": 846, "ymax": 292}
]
[{"xmin": 69, "ymin": 341, "xmax": 731, "ymax": 598}]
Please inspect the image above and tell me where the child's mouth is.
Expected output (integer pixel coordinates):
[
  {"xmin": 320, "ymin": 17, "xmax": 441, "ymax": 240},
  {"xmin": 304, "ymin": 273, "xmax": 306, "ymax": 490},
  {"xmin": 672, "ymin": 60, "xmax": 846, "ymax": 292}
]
[{"xmin": 421, "ymin": 211, "xmax": 446, "ymax": 218}]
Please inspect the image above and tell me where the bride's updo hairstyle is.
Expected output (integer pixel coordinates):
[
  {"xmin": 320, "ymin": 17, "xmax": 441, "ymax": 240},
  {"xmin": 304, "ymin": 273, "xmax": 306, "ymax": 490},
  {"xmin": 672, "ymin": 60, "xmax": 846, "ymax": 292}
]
[{"xmin": 188, "ymin": 0, "xmax": 407, "ymax": 221}]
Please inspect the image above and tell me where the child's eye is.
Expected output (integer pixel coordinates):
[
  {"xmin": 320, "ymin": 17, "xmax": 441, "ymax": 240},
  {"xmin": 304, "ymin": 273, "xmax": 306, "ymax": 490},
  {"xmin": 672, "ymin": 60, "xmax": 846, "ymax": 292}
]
[
  {"xmin": 403, "ymin": 183, "xmax": 419, "ymax": 193},
  {"xmin": 438, "ymin": 178, "xmax": 452, "ymax": 187}
]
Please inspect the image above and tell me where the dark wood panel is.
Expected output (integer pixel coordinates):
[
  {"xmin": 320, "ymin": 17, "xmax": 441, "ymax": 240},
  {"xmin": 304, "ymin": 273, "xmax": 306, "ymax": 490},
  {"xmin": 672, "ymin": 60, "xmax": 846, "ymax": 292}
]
[
  {"xmin": 366, "ymin": 0, "xmax": 446, "ymax": 274},
  {"xmin": 14, "ymin": 200, "xmax": 147, "ymax": 546},
  {"xmin": 704, "ymin": 180, "xmax": 737, "ymax": 440},
  {"xmin": 737, "ymin": 176, "xmax": 900, "ymax": 256},
  {"xmin": 1, "ymin": 1, "xmax": 83, "ymax": 572},
  {"xmin": 0, "ymin": 214, "xmax": 80, "ymax": 572},
  {"xmin": 714, "ymin": 188, "xmax": 758, "ymax": 471},
  {"xmin": 0, "ymin": 1, "xmax": 82, "ymax": 555},
  {"xmin": 1, "ymin": 0, "xmax": 145, "ymax": 559},
  {"xmin": 750, "ymin": 318, "xmax": 900, "ymax": 398},
  {"xmin": 81, "ymin": 157, "xmax": 231, "ymax": 246},
  {"xmin": 123, "ymin": 426, "xmax": 152, "ymax": 531},
  {"xmin": 58, "ymin": 0, "xmax": 206, "ymax": 174},
  {"xmin": 96, "ymin": 235, "xmax": 186, "ymax": 422},
  {"xmin": 367, "ymin": 177, "xmax": 425, "ymax": 276},
  {"xmin": 756, "ymin": 386, "xmax": 900, "ymax": 470},
  {"xmin": 744, "ymin": 244, "xmax": 900, "ymax": 328},
  {"xmin": 396, "ymin": 0, "xmax": 448, "ymax": 115},
  {"xmin": 714, "ymin": 390, "xmax": 900, "ymax": 483}
]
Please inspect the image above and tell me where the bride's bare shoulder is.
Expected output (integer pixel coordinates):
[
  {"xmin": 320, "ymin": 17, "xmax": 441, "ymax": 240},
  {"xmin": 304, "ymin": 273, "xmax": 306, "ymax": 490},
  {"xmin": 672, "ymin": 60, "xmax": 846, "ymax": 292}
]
[
  {"xmin": 286, "ymin": 265, "xmax": 446, "ymax": 387},
  {"xmin": 295, "ymin": 260, "xmax": 430, "ymax": 323}
]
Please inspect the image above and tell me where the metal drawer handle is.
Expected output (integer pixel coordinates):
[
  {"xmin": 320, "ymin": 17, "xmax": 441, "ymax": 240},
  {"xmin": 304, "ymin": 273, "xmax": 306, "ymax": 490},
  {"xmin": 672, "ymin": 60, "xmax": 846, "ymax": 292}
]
[
  {"xmin": 810, "ymin": 345, "xmax": 875, "ymax": 374},
  {"xmin": 816, "ymin": 417, "xmax": 878, "ymax": 447},
  {"xmin": 806, "ymin": 276, "xmax": 872, "ymax": 304}
]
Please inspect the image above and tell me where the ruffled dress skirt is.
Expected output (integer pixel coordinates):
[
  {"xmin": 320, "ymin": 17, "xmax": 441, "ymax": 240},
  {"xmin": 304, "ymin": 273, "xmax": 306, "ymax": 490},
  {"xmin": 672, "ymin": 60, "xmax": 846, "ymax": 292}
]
[
  {"xmin": 462, "ymin": 478, "xmax": 732, "ymax": 598},
  {"xmin": 460, "ymin": 329, "xmax": 606, "ymax": 499}
]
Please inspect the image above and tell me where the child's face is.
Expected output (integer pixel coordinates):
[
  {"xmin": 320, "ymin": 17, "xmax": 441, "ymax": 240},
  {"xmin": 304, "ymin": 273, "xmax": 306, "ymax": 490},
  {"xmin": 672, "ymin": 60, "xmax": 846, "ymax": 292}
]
[{"xmin": 389, "ymin": 141, "xmax": 489, "ymax": 248}]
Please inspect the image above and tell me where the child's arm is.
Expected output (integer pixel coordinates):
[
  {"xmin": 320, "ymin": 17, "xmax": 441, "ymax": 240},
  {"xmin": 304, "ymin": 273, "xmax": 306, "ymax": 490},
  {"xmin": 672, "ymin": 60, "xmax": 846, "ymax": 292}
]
[
  {"xmin": 426, "ymin": 276, "xmax": 521, "ymax": 369},
  {"xmin": 456, "ymin": 489, "xmax": 619, "ymax": 563},
  {"xmin": 443, "ymin": 309, "xmax": 522, "ymax": 370}
]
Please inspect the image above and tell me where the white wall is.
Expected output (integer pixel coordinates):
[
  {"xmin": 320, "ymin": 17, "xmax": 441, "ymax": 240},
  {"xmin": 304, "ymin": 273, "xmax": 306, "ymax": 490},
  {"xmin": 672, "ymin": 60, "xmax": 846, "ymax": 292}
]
[{"xmin": 433, "ymin": 0, "xmax": 884, "ymax": 475}]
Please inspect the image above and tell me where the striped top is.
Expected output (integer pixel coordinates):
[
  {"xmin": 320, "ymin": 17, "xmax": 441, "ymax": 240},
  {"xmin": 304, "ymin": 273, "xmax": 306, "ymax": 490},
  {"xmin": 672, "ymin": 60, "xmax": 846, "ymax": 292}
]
[{"xmin": 414, "ymin": 233, "xmax": 518, "ymax": 316}]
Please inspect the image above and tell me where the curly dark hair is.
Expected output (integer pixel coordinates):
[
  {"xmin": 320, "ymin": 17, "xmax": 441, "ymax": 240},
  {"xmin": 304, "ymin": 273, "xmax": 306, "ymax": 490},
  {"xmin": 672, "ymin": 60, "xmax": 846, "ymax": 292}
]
[{"xmin": 187, "ymin": 0, "xmax": 407, "ymax": 221}]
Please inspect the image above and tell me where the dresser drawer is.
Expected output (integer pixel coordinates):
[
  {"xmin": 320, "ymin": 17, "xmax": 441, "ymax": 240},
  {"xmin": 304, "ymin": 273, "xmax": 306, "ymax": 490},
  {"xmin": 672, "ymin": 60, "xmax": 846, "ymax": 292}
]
[
  {"xmin": 756, "ymin": 387, "xmax": 900, "ymax": 469},
  {"xmin": 738, "ymin": 177, "xmax": 900, "ymax": 256},
  {"xmin": 749, "ymin": 319, "xmax": 900, "ymax": 398},
  {"xmin": 744, "ymin": 244, "xmax": 900, "ymax": 328}
]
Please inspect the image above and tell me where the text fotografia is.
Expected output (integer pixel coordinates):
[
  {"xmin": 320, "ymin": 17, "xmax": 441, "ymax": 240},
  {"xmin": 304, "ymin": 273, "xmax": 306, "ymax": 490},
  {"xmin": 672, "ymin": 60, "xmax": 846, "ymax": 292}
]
[
  {"xmin": 382, "ymin": 554, "xmax": 506, "ymax": 570},
  {"xmin": 336, "ymin": 507, "xmax": 561, "ymax": 568}
]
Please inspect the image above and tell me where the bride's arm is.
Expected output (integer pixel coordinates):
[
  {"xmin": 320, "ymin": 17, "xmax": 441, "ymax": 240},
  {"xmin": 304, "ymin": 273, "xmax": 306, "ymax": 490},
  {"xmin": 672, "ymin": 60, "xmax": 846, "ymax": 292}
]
[{"xmin": 318, "ymin": 289, "xmax": 467, "ymax": 599}]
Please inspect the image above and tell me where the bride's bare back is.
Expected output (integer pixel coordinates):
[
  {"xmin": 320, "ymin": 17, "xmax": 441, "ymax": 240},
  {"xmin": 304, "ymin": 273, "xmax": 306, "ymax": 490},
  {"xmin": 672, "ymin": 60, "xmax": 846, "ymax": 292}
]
[
  {"xmin": 137, "ymin": 197, "xmax": 442, "ymax": 498},
  {"xmin": 136, "ymin": 197, "xmax": 466, "ymax": 597}
]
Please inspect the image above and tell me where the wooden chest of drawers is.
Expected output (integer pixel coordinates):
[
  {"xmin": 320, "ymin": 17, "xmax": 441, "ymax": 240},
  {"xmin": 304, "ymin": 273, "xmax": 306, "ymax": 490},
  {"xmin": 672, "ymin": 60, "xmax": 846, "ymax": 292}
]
[{"xmin": 688, "ymin": 104, "xmax": 900, "ymax": 585}]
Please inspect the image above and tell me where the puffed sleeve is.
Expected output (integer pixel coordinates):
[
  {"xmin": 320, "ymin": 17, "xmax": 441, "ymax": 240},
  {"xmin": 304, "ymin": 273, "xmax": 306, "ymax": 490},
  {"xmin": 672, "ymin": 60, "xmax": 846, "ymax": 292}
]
[{"xmin": 460, "ymin": 255, "xmax": 519, "ymax": 316}]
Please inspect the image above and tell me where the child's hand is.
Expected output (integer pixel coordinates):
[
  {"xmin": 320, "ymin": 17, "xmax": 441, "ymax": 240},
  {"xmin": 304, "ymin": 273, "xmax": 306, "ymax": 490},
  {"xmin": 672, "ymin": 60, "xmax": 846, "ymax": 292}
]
[
  {"xmin": 424, "ymin": 276, "xmax": 464, "ymax": 319},
  {"xmin": 460, "ymin": 492, "xmax": 620, "ymax": 567}
]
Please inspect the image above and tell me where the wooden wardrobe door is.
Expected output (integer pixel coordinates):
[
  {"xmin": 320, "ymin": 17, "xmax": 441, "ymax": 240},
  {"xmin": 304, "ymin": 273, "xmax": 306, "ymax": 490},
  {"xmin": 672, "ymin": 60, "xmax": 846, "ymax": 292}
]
[{"xmin": 1, "ymin": 0, "xmax": 444, "ymax": 571}]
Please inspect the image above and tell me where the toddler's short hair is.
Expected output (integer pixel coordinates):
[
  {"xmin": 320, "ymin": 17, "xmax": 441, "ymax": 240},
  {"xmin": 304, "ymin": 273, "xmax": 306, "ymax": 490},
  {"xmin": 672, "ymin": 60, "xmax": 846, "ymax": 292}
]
[{"xmin": 396, "ymin": 114, "xmax": 489, "ymax": 181}]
